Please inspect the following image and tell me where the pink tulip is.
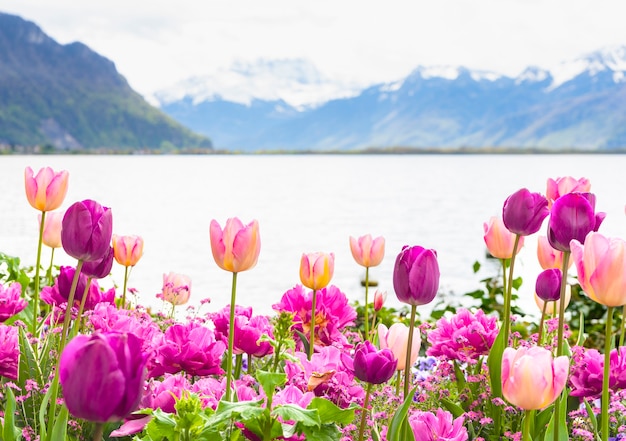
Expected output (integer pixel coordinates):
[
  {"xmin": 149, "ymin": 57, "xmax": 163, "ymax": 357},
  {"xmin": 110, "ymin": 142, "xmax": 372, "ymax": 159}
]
[
  {"xmin": 373, "ymin": 290, "xmax": 387, "ymax": 311},
  {"xmin": 546, "ymin": 176, "xmax": 591, "ymax": 206},
  {"xmin": 483, "ymin": 216, "xmax": 524, "ymax": 259},
  {"xmin": 570, "ymin": 232, "xmax": 626, "ymax": 307},
  {"xmin": 349, "ymin": 234, "xmax": 385, "ymax": 267},
  {"xmin": 536, "ymin": 235, "xmax": 572, "ymax": 270},
  {"xmin": 300, "ymin": 252, "xmax": 334, "ymax": 291},
  {"xmin": 502, "ymin": 346, "xmax": 569, "ymax": 410},
  {"xmin": 378, "ymin": 323, "xmax": 420, "ymax": 371},
  {"xmin": 210, "ymin": 218, "xmax": 260, "ymax": 273},
  {"xmin": 39, "ymin": 211, "xmax": 64, "ymax": 249},
  {"xmin": 24, "ymin": 166, "xmax": 69, "ymax": 212},
  {"xmin": 159, "ymin": 272, "xmax": 191, "ymax": 306},
  {"xmin": 112, "ymin": 234, "xmax": 144, "ymax": 267}
]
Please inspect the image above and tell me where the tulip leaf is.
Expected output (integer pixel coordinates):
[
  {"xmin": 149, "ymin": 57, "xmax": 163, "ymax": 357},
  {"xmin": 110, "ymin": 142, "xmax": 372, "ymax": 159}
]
[
  {"xmin": 388, "ymin": 386, "xmax": 418, "ymax": 441},
  {"xmin": 487, "ymin": 325, "xmax": 505, "ymax": 398},
  {"xmin": 544, "ymin": 395, "xmax": 568, "ymax": 441},
  {"xmin": 307, "ymin": 397, "xmax": 356, "ymax": 425},
  {"xmin": 441, "ymin": 398, "xmax": 465, "ymax": 419},
  {"xmin": 50, "ymin": 405, "xmax": 69, "ymax": 441},
  {"xmin": 274, "ymin": 404, "xmax": 320, "ymax": 427},
  {"xmin": 2, "ymin": 385, "xmax": 19, "ymax": 441},
  {"xmin": 576, "ymin": 312, "xmax": 586, "ymax": 347},
  {"xmin": 582, "ymin": 398, "xmax": 599, "ymax": 438},
  {"xmin": 295, "ymin": 329, "xmax": 310, "ymax": 355}
]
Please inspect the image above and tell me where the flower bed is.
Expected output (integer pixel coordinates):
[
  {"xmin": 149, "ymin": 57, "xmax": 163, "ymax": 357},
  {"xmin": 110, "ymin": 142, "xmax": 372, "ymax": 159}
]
[{"xmin": 0, "ymin": 168, "xmax": 625, "ymax": 440}]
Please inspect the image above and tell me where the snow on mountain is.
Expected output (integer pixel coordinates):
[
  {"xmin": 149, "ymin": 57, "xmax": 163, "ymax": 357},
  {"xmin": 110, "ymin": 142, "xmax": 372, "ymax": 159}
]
[
  {"xmin": 547, "ymin": 45, "xmax": 626, "ymax": 90},
  {"xmin": 154, "ymin": 58, "xmax": 364, "ymax": 110}
]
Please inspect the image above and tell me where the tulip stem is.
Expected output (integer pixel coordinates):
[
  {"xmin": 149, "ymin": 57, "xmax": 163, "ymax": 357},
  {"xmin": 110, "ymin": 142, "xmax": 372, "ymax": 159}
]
[
  {"xmin": 602, "ymin": 306, "xmax": 614, "ymax": 441},
  {"xmin": 553, "ymin": 251, "xmax": 570, "ymax": 441},
  {"xmin": 620, "ymin": 305, "xmax": 625, "ymax": 348},
  {"xmin": 502, "ymin": 235, "xmax": 521, "ymax": 352},
  {"xmin": 120, "ymin": 265, "xmax": 129, "ymax": 310},
  {"xmin": 32, "ymin": 210, "xmax": 46, "ymax": 336},
  {"xmin": 370, "ymin": 310, "xmax": 378, "ymax": 342},
  {"xmin": 225, "ymin": 272, "xmax": 238, "ymax": 401},
  {"xmin": 363, "ymin": 267, "xmax": 370, "ymax": 341},
  {"xmin": 92, "ymin": 422, "xmax": 104, "ymax": 441},
  {"xmin": 403, "ymin": 304, "xmax": 417, "ymax": 399},
  {"xmin": 73, "ymin": 277, "xmax": 92, "ymax": 337},
  {"xmin": 522, "ymin": 410, "xmax": 532, "ymax": 441},
  {"xmin": 537, "ymin": 300, "xmax": 548, "ymax": 346},
  {"xmin": 357, "ymin": 382, "xmax": 373, "ymax": 441},
  {"xmin": 308, "ymin": 289, "xmax": 317, "ymax": 361}
]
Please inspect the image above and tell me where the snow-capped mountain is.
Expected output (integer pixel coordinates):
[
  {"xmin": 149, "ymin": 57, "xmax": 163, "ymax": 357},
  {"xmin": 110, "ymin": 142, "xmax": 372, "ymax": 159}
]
[
  {"xmin": 154, "ymin": 58, "xmax": 364, "ymax": 110},
  {"xmin": 157, "ymin": 46, "xmax": 626, "ymax": 151}
]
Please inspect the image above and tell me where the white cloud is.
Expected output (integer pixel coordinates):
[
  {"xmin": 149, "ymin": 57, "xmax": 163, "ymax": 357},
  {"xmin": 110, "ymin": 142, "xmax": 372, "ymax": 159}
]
[{"xmin": 3, "ymin": 0, "xmax": 626, "ymax": 98}]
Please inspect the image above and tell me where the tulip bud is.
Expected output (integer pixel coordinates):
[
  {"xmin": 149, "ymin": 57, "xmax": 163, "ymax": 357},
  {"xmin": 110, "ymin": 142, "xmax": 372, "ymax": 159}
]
[
  {"xmin": 537, "ymin": 235, "xmax": 571, "ymax": 270},
  {"xmin": 535, "ymin": 268, "xmax": 562, "ymax": 302},
  {"xmin": 112, "ymin": 234, "xmax": 144, "ymax": 267},
  {"xmin": 534, "ymin": 285, "xmax": 571, "ymax": 315},
  {"xmin": 353, "ymin": 340, "xmax": 397, "ymax": 384},
  {"xmin": 502, "ymin": 188, "xmax": 549, "ymax": 236},
  {"xmin": 61, "ymin": 199, "xmax": 113, "ymax": 262},
  {"xmin": 393, "ymin": 245, "xmax": 439, "ymax": 306},
  {"xmin": 373, "ymin": 290, "xmax": 387, "ymax": 312},
  {"xmin": 349, "ymin": 234, "xmax": 385, "ymax": 267},
  {"xmin": 299, "ymin": 252, "xmax": 334, "ymax": 291},
  {"xmin": 210, "ymin": 218, "xmax": 261, "ymax": 273},
  {"xmin": 24, "ymin": 166, "xmax": 69, "ymax": 212},
  {"xmin": 547, "ymin": 193, "xmax": 604, "ymax": 252},
  {"xmin": 378, "ymin": 323, "xmax": 420, "ymax": 371}
]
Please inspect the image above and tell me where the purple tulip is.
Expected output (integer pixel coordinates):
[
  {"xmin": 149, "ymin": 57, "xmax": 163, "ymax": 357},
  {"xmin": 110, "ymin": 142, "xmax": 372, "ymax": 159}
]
[
  {"xmin": 393, "ymin": 245, "xmax": 440, "ymax": 306},
  {"xmin": 0, "ymin": 282, "xmax": 28, "ymax": 322},
  {"xmin": 41, "ymin": 266, "xmax": 103, "ymax": 310},
  {"xmin": 547, "ymin": 193, "xmax": 605, "ymax": 252},
  {"xmin": 62, "ymin": 199, "xmax": 113, "ymax": 262},
  {"xmin": 353, "ymin": 340, "xmax": 397, "ymax": 384},
  {"xmin": 82, "ymin": 246, "xmax": 114, "ymax": 279},
  {"xmin": 0, "ymin": 324, "xmax": 19, "ymax": 380},
  {"xmin": 502, "ymin": 188, "xmax": 549, "ymax": 236},
  {"xmin": 59, "ymin": 332, "xmax": 148, "ymax": 423},
  {"xmin": 535, "ymin": 268, "xmax": 562, "ymax": 302}
]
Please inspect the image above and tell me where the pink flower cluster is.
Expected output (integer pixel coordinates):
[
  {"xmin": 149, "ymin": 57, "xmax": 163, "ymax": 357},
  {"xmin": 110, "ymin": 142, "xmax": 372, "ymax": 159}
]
[{"xmin": 569, "ymin": 345, "xmax": 626, "ymax": 399}]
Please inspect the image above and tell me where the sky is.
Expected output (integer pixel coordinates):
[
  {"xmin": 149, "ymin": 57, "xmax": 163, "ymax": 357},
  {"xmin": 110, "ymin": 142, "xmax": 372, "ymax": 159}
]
[{"xmin": 4, "ymin": 0, "xmax": 626, "ymax": 99}]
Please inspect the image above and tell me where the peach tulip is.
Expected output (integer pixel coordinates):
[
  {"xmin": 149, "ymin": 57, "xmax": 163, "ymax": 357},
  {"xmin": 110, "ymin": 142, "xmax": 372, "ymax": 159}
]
[
  {"xmin": 537, "ymin": 235, "xmax": 572, "ymax": 270},
  {"xmin": 112, "ymin": 234, "xmax": 144, "ymax": 267},
  {"xmin": 24, "ymin": 166, "xmax": 69, "ymax": 212},
  {"xmin": 349, "ymin": 234, "xmax": 385, "ymax": 267},
  {"xmin": 300, "ymin": 252, "xmax": 334, "ymax": 290},
  {"xmin": 502, "ymin": 346, "xmax": 569, "ymax": 410},
  {"xmin": 483, "ymin": 216, "xmax": 524, "ymax": 259},
  {"xmin": 534, "ymin": 284, "xmax": 571, "ymax": 315},
  {"xmin": 378, "ymin": 323, "xmax": 421, "ymax": 371},
  {"xmin": 210, "ymin": 218, "xmax": 261, "ymax": 273},
  {"xmin": 39, "ymin": 211, "xmax": 64, "ymax": 249},
  {"xmin": 570, "ymin": 232, "xmax": 626, "ymax": 307}
]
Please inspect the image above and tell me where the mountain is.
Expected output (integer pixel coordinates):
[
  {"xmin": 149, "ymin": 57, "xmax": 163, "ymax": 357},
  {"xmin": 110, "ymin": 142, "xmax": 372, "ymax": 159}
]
[
  {"xmin": 0, "ymin": 12, "xmax": 212, "ymax": 152},
  {"xmin": 157, "ymin": 47, "xmax": 626, "ymax": 151}
]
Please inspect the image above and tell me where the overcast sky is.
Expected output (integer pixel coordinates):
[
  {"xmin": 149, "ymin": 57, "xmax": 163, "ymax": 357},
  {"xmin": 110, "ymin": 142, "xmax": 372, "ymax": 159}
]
[{"xmin": 4, "ymin": 1, "xmax": 626, "ymax": 97}]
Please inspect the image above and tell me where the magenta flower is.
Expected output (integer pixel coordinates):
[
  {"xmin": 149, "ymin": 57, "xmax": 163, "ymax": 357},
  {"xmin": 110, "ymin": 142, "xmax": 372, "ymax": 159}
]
[
  {"xmin": 274, "ymin": 384, "xmax": 315, "ymax": 408},
  {"xmin": 502, "ymin": 188, "xmax": 550, "ymax": 236},
  {"xmin": 61, "ymin": 199, "xmax": 113, "ymax": 262},
  {"xmin": 59, "ymin": 332, "xmax": 148, "ymax": 423},
  {"xmin": 409, "ymin": 408, "xmax": 468, "ymax": 441},
  {"xmin": 150, "ymin": 322, "xmax": 226, "ymax": 378},
  {"xmin": 82, "ymin": 246, "xmax": 114, "ymax": 279},
  {"xmin": 547, "ymin": 192, "xmax": 605, "ymax": 252},
  {"xmin": 569, "ymin": 346, "xmax": 626, "ymax": 399},
  {"xmin": 211, "ymin": 304, "xmax": 274, "ymax": 357},
  {"xmin": 41, "ymin": 266, "xmax": 114, "ymax": 311},
  {"xmin": 273, "ymin": 284, "xmax": 356, "ymax": 350},
  {"xmin": 0, "ymin": 282, "xmax": 27, "ymax": 322},
  {"xmin": 535, "ymin": 268, "xmax": 562, "ymax": 302},
  {"xmin": 353, "ymin": 340, "xmax": 396, "ymax": 385},
  {"xmin": 393, "ymin": 245, "xmax": 440, "ymax": 306},
  {"xmin": 0, "ymin": 324, "xmax": 19, "ymax": 380},
  {"xmin": 426, "ymin": 308, "xmax": 498, "ymax": 362}
]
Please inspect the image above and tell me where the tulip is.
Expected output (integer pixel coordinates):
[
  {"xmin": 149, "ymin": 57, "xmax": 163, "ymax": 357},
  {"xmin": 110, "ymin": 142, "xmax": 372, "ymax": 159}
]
[
  {"xmin": 547, "ymin": 192, "xmax": 604, "ymax": 253},
  {"xmin": 534, "ymin": 285, "xmax": 571, "ymax": 315},
  {"xmin": 378, "ymin": 323, "xmax": 420, "ymax": 371},
  {"xmin": 393, "ymin": 245, "xmax": 439, "ymax": 307},
  {"xmin": 112, "ymin": 234, "xmax": 144, "ymax": 267},
  {"xmin": 373, "ymin": 289, "xmax": 386, "ymax": 312},
  {"xmin": 210, "ymin": 218, "xmax": 261, "ymax": 273},
  {"xmin": 39, "ymin": 211, "xmax": 63, "ymax": 249},
  {"xmin": 502, "ymin": 188, "xmax": 549, "ymax": 236},
  {"xmin": 59, "ymin": 331, "xmax": 148, "ymax": 423},
  {"xmin": 62, "ymin": 199, "xmax": 113, "ymax": 263},
  {"xmin": 24, "ymin": 166, "xmax": 69, "ymax": 212},
  {"xmin": 353, "ymin": 340, "xmax": 397, "ymax": 441},
  {"xmin": 0, "ymin": 282, "xmax": 27, "ymax": 322},
  {"xmin": 159, "ymin": 272, "xmax": 192, "ymax": 306},
  {"xmin": 299, "ymin": 252, "xmax": 335, "ymax": 291},
  {"xmin": 546, "ymin": 176, "xmax": 591, "ymax": 206},
  {"xmin": 483, "ymin": 216, "xmax": 525, "ymax": 259},
  {"xmin": 82, "ymin": 246, "xmax": 114, "ymax": 280},
  {"xmin": 537, "ymin": 235, "xmax": 572, "ymax": 270},
  {"xmin": 349, "ymin": 234, "xmax": 385, "ymax": 268},
  {"xmin": 535, "ymin": 268, "xmax": 562, "ymax": 302},
  {"xmin": 501, "ymin": 346, "xmax": 569, "ymax": 410}
]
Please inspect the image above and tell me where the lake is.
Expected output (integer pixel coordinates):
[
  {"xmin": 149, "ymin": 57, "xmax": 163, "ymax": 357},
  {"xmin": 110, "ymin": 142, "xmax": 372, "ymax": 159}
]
[{"xmin": 1, "ymin": 154, "xmax": 625, "ymax": 318}]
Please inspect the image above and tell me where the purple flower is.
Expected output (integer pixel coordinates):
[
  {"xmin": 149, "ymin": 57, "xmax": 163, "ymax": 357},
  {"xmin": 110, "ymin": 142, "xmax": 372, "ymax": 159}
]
[
  {"xmin": 426, "ymin": 308, "xmax": 498, "ymax": 362},
  {"xmin": 353, "ymin": 340, "xmax": 397, "ymax": 385},
  {"xmin": 535, "ymin": 268, "xmax": 562, "ymax": 302},
  {"xmin": 150, "ymin": 322, "xmax": 225, "ymax": 378},
  {"xmin": 393, "ymin": 245, "xmax": 440, "ymax": 306},
  {"xmin": 62, "ymin": 199, "xmax": 113, "ymax": 262},
  {"xmin": 547, "ymin": 192, "xmax": 605, "ymax": 252},
  {"xmin": 59, "ymin": 331, "xmax": 148, "ymax": 423},
  {"xmin": 569, "ymin": 346, "xmax": 626, "ymax": 399},
  {"xmin": 41, "ymin": 266, "xmax": 113, "ymax": 312},
  {"xmin": 273, "ymin": 284, "xmax": 356, "ymax": 350},
  {"xmin": 0, "ymin": 282, "xmax": 27, "ymax": 322},
  {"xmin": 0, "ymin": 324, "xmax": 19, "ymax": 380},
  {"xmin": 212, "ymin": 304, "xmax": 274, "ymax": 357},
  {"xmin": 409, "ymin": 408, "xmax": 468, "ymax": 441},
  {"xmin": 82, "ymin": 246, "xmax": 114, "ymax": 279},
  {"xmin": 502, "ymin": 188, "xmax": 550, "ymax": 236}
]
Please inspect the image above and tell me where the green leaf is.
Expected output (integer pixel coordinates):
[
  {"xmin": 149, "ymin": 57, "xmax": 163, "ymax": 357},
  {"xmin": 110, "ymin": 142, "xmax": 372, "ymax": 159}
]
[
  {"xmin": 512, "ymin": 276, "xmax": 523, "ymax": 290},
  {"xmin": 295, "ymin": 329, "xmax": 310, "ymax": 355},
  {"xmin": 473, "ymin": 261, "xmax": 481, "ymax": 273},
  {"xmin": 388, "ymin": 386, "xmax": 418, "ymax": 441},
  {"xmin": 307, "ymin": 397, "xmax": 356, "ymax": 425},
  {"xmin": 440, "ymin": 398, "xmax": 465, "ymax": 419},
  {"xmin": 146, "ymin": 409, "xmax": 177, "ymax": 440},
  {"xmin": 256, "ymin": 370, "xmax": 287, "ymax": 402},
  {"xmin": 208, "ymin": 399, "xmax": 265, "ymax": 427},
  {"xmin": 583, "ymin": 398, "xmax": 599, "ymax": 438},
  {"xmin": 2, "ymin": 386, "xmax": 19, "ymax": 441},
  {"xmin": 18, "ymin": 326, "xmax": 44, "ymax": 386},
  {"xmin": 576, "ymin": 312, "xmax": 586, "ymax": 346},
  {"xmin": 544, "ymin": 397, "xmax": 569, "ymax": 441},
  {"xmin": 487, "ymin": 325, "xmax": 505, "ymax": 399},
  {"xmin": 273, "ymin": 404, "xmax": 320, "ymax": 428},
  {"xmin": 50, "ymin": 405, "xmax": 69, "ymax": 441},
  {"xmin": 301, "ymin": 423, "xmax": 342, "ymax": 441}
]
